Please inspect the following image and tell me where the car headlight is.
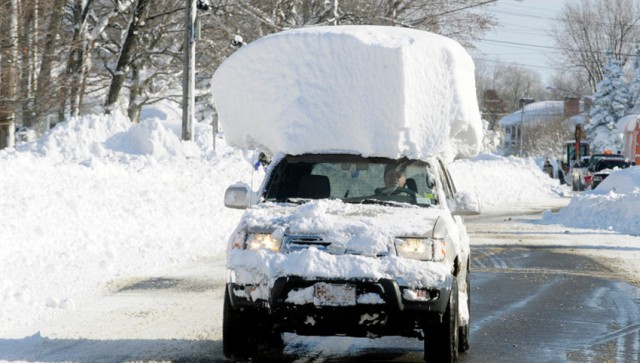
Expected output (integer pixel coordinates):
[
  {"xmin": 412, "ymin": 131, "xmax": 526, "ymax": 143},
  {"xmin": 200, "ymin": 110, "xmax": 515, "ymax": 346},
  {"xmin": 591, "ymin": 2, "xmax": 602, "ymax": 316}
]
[
  {"xmin": 394, "ymin": 237, "xmax": 446, "ymax": 261},
  {"xmin": 245, "ymin": 233, "xmax": 282, "ymax": 252}
]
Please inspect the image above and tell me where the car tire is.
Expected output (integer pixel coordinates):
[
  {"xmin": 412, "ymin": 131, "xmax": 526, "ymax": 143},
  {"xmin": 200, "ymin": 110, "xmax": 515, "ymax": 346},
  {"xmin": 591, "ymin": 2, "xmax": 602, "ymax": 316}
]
[
  {"xmin": 223, "ymin": 286, "xmax": 284, "ymax": 361},
  {"xmin": 458, "ymin": 268, "xmax": 470, "ymax": 353},
  {"xmin": 424, "ymin": 279, "xmax": 459, "ymax": 363},
  {"xmin": 223, "ymin": 286, "xmax": 255, "ymax": 360}
]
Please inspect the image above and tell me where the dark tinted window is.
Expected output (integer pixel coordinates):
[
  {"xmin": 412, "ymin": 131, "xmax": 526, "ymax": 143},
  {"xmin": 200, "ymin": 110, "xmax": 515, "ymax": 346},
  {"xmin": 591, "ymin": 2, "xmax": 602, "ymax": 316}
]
[{"xmin": 594, "ymin": 159, "xmax": 629, "ymax": 172}]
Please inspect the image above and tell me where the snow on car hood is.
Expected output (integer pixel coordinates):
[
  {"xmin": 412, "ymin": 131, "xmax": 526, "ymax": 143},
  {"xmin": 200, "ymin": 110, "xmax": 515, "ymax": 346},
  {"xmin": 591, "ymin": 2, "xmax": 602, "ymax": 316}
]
[
  {"xmin": 238, "ymin": 199, "xmax": 443, "ymax": 256},
  {"xmin": 227, "ymin": 200, "xmax": 452, "ymax": 290}
]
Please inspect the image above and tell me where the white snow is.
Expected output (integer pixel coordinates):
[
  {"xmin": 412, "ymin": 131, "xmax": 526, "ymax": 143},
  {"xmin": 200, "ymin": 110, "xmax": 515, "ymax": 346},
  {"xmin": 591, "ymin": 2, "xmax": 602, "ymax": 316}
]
[
  {"xmin": 2, "ymin": 107, "xmax": 640, "ymax": 340},
  {"xmin": 3, "ymin": 24, "xmax": 640, "ymax": 346},
  {"xmin": 448, "ymin": 153, "xmax": 570, "ymax": 209},
  {"xmin": 498, "ymin": 101, "xmax": 565, "ymax": 126},
  {"xmin": 0, "ymin": 111, "xmax": 248, "ymax": 337},
  {"xmin": 542, "ymin": 166, "xmax": 640, "ymax": 236},
  {"xmin": 211, "ymin": 25, "xmax": 482, "ymax": 162}
]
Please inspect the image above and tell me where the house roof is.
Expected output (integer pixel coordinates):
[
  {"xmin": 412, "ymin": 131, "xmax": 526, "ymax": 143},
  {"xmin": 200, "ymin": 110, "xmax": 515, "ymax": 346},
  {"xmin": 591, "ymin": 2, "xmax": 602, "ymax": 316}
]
[{"xmin": 498, "ymin": 100, "xmax": 587, "ymax": 127}]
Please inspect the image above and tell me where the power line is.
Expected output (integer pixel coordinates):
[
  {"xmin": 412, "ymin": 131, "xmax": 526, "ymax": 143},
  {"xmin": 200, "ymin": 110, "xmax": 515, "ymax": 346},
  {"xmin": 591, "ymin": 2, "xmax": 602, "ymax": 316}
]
[
  {"xmin": 473, "ymin": 57, "xmax": 557, "ymax": 70},
  {"xmin": 487, "ymin": 8, "xmax": 558, "ymax": 22},
  {"xmin": 481, "ymin": 38, "xmax": 639, "ymax": 57},
  {"xmin": 487, "ymin": 3, "xmax": 640, "ymax": 29}
]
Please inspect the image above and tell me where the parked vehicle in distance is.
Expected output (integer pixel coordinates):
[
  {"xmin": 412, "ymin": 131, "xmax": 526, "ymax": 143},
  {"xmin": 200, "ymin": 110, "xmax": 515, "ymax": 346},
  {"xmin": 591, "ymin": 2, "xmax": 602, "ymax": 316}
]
[
  {"xmin": 584, "ymin": 152, "xmax": 625, "ymax": 189},
  {"xmin": 570, "ymin": 156, "xmax": 591, "ymax": 191},
  {"xmin": 560, "ymin": 141, "xmax": 590, "ymax": 190},
  {"xmin": 590, "ymin": 158, "xmax": 632, "ymax": 189}
]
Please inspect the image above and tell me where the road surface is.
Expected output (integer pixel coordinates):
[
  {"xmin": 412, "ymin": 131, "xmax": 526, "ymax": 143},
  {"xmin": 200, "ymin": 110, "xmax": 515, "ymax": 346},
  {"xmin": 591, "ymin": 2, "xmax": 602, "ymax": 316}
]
[{"xmin": 2, "ymin": 209, "xmax": 639, "ymax": 362}]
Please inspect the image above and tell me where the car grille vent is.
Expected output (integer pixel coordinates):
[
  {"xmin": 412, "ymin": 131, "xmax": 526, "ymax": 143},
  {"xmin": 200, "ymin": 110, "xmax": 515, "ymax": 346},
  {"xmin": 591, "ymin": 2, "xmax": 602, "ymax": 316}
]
[{"xmin": 282, "ymin": 235, "xmax": 331, "ymax": 252}]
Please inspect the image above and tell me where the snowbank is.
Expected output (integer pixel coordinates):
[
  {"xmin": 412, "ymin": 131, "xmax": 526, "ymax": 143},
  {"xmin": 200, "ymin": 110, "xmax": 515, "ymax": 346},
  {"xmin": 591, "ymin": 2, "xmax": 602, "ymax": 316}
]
[
  {"xmin": 212, "ymin": 25, "xmax": 482, "ymax": 162},
  {"xmin": 542, "ymin": 167, "xmax": 640, "ymax": 235},
  {"xmin": 0, "ymin": 112, "xmax": 252, "ymax": 337},
  {"xmin": 449, "ymin": 153, "xmax": 570, "ymax": 210}
]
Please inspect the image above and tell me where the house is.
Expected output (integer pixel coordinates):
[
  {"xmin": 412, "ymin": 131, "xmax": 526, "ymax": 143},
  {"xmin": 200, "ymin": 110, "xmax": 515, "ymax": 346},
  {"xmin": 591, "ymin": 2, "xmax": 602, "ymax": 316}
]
[{"xmin": 498, "ymin": 97, "xmax": 589, "ymax": 155}]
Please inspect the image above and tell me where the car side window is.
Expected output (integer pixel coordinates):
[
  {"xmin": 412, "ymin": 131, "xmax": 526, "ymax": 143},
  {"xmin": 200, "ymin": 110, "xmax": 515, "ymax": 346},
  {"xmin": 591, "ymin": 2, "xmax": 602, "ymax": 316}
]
[{"xmin": 437, "ymin": 160, "xmax": 455, "ymax": 199}]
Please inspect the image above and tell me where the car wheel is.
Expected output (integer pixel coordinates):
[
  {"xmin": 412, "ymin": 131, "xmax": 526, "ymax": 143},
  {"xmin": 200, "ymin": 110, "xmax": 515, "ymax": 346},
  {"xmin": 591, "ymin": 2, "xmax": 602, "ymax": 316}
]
[
  {"xmin": 223, "ymin": 286, "xmax": 284, "ymax": 361},
  {"xmin": 424, "ymin": 279, "xmax": 459, "ymax": 363},
  {"xmin": 458, "ymin": 269, "xmax": 470, "ymax": 353},
  {"xmin": 223, "ymin": 286, "xmax": 256, "ymax": 360}
]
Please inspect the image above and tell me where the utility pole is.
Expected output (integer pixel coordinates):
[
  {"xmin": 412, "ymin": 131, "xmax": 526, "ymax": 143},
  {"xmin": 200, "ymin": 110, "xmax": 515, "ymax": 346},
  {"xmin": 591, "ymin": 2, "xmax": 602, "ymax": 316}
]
[
  {"xmin": 182, "ymin": 0, "xmax": 197, "ymax": 141},
  {"xmin": 518, "ymin": 97, "xmax": 534, "ymax": 156}
]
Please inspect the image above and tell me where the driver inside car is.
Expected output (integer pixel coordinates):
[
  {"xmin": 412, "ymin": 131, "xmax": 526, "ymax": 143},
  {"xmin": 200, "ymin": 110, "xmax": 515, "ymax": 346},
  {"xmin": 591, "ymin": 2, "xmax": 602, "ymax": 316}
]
[{"xmin": 376, "ymin": 164, "xmax": 408, "ymax": 195}]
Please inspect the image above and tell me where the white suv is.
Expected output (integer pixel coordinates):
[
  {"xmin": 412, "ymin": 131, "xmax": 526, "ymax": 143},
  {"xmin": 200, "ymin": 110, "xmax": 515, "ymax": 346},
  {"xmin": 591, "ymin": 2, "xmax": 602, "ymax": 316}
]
[{"xmin": 223, "ymin": 153, "xmax": 479, "ymax": 362}]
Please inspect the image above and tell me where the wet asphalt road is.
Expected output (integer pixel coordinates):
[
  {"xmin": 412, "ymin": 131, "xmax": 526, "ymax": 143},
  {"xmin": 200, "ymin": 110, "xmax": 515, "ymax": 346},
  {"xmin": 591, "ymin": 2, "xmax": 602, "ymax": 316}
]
[
  {"xmin": 278, "ymin": 247, "xmax": 640, "ymax": 363},
  {"xmin": 460, "ymin": 247, "xmax": 640, "ymax": 363},
  {"xmin": 9, "ymin": 212, "xmax": 638, "ymax": 363},
  {"xmin": 276, "ymin": 209, "xmax": 640, "ymax": 363}
]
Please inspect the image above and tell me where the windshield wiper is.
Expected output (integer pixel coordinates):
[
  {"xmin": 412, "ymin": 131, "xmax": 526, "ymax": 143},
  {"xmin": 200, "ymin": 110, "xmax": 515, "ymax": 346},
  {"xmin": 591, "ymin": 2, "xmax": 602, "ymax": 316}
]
[
  {"xmin": 267, "ymin": 197, "xmax": 312, "ymax": 204},
  {"xmin": 344, "ymin": 198, "xmax": 406, "ymax": 207}
]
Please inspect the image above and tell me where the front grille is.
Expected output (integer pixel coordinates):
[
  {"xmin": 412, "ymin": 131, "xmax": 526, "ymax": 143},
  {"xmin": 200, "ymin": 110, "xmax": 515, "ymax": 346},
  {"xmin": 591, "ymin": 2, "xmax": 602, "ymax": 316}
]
[{"xmin": 282, "ymin": 235, "xmax": 331, "ymax": 252}]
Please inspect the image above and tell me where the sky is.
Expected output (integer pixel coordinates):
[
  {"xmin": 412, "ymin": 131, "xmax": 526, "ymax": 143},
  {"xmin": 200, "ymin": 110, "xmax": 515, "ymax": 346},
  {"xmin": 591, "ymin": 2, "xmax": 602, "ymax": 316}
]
[{"xmin": 473, "ymin": 0, "xmax": 568, "ymax": 84}]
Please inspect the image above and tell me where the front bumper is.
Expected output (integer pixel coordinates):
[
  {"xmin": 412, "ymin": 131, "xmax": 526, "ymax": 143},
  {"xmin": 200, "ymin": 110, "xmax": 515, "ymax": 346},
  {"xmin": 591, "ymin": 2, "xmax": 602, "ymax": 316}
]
[{"xmin": 227, "ymin": 276, "xmax": 451, "ymax": 338}]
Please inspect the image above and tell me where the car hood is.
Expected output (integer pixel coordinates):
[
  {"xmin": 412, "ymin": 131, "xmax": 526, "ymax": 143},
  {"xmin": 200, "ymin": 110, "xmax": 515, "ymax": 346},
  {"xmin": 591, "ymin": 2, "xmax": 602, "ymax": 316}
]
[{"xmin": 237, "ymin": 199, "xmax": 447, "ymax": 257}]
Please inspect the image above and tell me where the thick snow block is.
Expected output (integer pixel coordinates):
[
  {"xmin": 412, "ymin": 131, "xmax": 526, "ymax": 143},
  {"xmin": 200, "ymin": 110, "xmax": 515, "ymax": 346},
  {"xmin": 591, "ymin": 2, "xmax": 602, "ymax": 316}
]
[{"xmin": 212, "ymin": 25, "xmax": 482, "ymax": 162}]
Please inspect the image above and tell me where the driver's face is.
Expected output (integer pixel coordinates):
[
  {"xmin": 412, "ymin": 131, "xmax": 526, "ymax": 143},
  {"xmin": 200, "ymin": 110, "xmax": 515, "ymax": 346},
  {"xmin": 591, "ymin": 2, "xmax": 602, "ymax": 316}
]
[{"xmin": 384, "ymin": 170, "xmax": 406, "ymax": 188}]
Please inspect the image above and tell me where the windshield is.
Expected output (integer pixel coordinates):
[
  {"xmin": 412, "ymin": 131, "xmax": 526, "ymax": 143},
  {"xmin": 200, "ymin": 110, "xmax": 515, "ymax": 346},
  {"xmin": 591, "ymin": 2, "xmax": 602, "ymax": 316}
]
[
  {"xmin": 595, "ymin": 159, "xmax": 628, "ymax": 171},
  {"xmin": 589, "ymin": 154, "xmax": 623, "ymax": 167},
  {"xmin": 263, "ymin": 154, "xmax": 438, "ymax": 207}
]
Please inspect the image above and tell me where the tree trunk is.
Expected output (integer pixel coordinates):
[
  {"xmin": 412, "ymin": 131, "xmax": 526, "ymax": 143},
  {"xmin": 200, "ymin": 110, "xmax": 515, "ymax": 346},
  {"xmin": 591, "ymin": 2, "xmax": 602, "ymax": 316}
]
[
  {"xmin": 105, "ymin": 0, "xmax": 150, "ymax": 114},
  {"xmin": 34, "ymin": 0, "xmax": 65, "ymax": 134},
  {"xmin": 128, "ymin": 63, "xmax": 142, "ymax": 123},
  {"xmin": 0, "ymin": 0, "xmax": 19, "ymax": 149},
  {"xmin": 59, "ymin": 0, "xmax": 94, "ymax": 120},
  {"xmin": 19, "ymin": 0, "xmax": 37, "ymax": 128}
]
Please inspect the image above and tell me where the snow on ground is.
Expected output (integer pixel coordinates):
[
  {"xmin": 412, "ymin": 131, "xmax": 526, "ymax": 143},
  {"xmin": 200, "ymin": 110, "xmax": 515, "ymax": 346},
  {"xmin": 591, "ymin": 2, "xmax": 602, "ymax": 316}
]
[
  {"xmin": 541, "ymin": 166, "xmax": 640, "ymax": 235},
  {"xmin": 0, "ymin": 112, "xmax": 254, "ymax": 337},
  {"xmin": 1, "ymin": 108, "xmax": 640, "ymax": 339},
  {"xmin": 449, "ymin": 153, "xmax": 570, "ymax": 210}
]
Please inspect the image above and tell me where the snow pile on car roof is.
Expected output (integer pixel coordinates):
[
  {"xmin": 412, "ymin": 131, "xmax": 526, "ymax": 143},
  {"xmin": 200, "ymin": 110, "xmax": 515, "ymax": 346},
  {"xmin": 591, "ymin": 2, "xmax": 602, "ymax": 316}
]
[{"xmin": 212, "ymin": 25, "xmax": 482, "ymax": 162}]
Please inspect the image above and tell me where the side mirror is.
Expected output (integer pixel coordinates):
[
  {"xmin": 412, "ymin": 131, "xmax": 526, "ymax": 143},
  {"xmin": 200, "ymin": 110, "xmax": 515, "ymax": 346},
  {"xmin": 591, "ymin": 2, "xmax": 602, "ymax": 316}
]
[
  {"xmin": 448, "ymin": 191, "xmax": 480, "ymax": 216},
  {"xmin": 224, "ymin": 183, "xmax": 252, "ymax": 209}
]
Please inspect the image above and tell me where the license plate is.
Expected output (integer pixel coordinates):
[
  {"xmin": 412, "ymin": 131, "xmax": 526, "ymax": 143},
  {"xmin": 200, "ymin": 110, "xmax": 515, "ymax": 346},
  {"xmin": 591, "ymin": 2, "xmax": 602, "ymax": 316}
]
[{"xmin": 313, "ymin": 283, "xmax": 356, "ymax": 306}]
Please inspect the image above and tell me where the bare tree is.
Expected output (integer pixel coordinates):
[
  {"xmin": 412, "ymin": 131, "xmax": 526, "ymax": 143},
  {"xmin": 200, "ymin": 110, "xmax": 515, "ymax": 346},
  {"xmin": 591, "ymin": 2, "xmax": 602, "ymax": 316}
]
[
  {"xmin": 492, "ymin": 63, "xmax": 544, "ymax": 111},
  {"xmin": 212, "ymin": 0, "xmax": 497, "ymax": 48},
  {"xmin": 522, "ymin": 116, "xmax": 573, "ymax": 158},
  {"xmin": 551, "ymin": 0, "xmax": 640, "ymax": 92},
  {"xmin": 33, "ymin": 0, "xmax": 65, "ymax": 133},
  {"xmin": 58, "ymin": 0, "xmax": 96, "ymax": 120},
  {"xmin": 547, "ymin": 71, "xmax": 591, "ymax": 99},
  {"xmin": 104, "ymin": 0, "xmax": 151, "ymax": 113},
  {"xmin": 0, "ymin": 0, "xmax": 19, "ymax": 149},
  {"xmin": 18, "ymin": 0, "xmax": 39, "ymax": 129}
]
